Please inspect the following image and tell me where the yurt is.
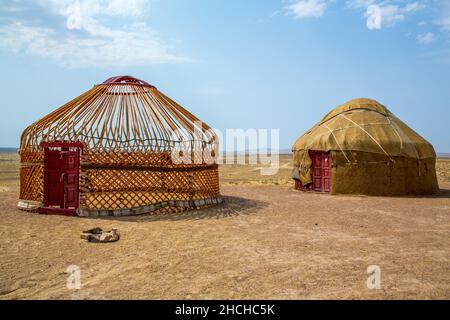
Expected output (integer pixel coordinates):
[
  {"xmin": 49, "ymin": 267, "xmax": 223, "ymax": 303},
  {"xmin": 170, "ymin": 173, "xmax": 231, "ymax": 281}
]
[
  {"xmin": 292, "ymin": 98, "xmax": 439, "ymax": 196},
  {"xmin": 18, "ymin": 76, "xmax": 221, "ymax": 216}
]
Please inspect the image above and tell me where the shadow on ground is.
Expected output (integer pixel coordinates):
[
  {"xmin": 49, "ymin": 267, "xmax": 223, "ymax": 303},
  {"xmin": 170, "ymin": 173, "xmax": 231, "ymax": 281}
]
[
  {"xmin": 410, "ymin": 188, "xmax": 450, "ymax": 199},
  {"xmin": 434, "ymin": 188, "xmax": 450, "ymax": 199},
  {"xmin": 100, "ymin": 195, "xmax": 268, "ymax": 222}
]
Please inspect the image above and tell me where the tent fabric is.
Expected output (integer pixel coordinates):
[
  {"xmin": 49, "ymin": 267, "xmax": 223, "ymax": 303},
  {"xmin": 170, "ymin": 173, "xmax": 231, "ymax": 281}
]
[
  {"xmin": 293, "ymin": 151, "xmax": 312, "ymax": 185},
  {"xmin": 293, "ymin": 98, "xmax": 436, "ymax": 162},
  {"xmin": 292, "ymin": 98, "xmax": 439, "ymax": 195}
]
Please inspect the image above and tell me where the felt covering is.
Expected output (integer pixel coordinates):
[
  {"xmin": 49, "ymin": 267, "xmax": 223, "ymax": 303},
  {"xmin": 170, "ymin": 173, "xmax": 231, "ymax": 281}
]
[{"xmin": 292, "ymin": 98, "xmax": 438, "ymax": 195}]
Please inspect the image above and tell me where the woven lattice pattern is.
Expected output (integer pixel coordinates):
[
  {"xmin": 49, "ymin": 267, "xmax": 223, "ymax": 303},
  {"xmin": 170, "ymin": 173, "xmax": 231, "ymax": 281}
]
[
  {"xmin": 80, "ymin": 165, "xmax": 219, "ymax": 210},
  {"xmin": 19, "ymin": 76, "xmax": 221, "ymax": 213},
  {"xmin": 19, "ymin": 150, "xmax": 44, "ymax": 201},
  {"xmin": 19, "ymin": 165, "xmax": 43, "ymax": 201}
]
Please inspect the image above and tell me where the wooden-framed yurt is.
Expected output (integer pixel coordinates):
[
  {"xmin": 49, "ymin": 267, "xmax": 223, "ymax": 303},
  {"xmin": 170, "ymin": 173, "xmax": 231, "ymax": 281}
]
[
  {"xmin": 18, "ymin": 76, "xmax": 221, "ymax": 217},
  {"xmin": 292, "ymin": 98, "xmax": 439, "ymax": 196}
]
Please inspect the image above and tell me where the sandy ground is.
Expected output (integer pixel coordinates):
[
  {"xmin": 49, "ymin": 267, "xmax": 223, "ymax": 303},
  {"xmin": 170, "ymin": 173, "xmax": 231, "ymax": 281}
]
[{"xmin": 1, "ymin": 154, "xmax": 450, "ymax": 299}]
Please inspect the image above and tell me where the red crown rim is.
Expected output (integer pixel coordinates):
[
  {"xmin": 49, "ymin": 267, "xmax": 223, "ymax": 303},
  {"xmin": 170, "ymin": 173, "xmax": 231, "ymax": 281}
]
[{"xmin": 101, "ymin": 76, "xmax": 155, "ymax": 88}]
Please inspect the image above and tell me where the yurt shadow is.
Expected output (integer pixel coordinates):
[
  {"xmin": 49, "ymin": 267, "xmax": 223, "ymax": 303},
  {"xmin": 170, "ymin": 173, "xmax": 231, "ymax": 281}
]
[
  {"xmin": 380, "ymin": 187, "xmax": 450, "ymax": 199},
  {"xmin": 96, "ymin": 195, "xmax": 268, "ymax": 222},
  {"xmin": 421, "ymin": 188, "xmax": 450, "ymax": 199}
]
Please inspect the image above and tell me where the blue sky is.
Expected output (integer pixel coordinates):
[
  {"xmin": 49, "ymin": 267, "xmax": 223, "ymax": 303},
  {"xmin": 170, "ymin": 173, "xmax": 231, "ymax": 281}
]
[{"xmin": 0, "ymin": 0, "xmax": 449, "ymax": 151}]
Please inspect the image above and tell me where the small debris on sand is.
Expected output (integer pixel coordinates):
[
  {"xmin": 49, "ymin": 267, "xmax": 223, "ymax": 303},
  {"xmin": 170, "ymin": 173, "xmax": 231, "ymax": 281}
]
[{"xmin": 81, "ymin": 227, "xmax": 120, "ymax": 243}]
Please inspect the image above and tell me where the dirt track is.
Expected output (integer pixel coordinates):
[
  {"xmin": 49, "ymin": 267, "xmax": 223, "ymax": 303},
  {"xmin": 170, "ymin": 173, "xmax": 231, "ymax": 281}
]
[{"xmin": 1, "ymin": 175, "xmax": 450, "ymax": 299}]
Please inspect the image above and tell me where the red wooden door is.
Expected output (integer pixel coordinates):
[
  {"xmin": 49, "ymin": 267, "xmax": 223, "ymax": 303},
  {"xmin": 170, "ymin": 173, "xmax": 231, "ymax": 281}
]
[
  {"xmin": 311, "ymin": 151, "xmax": 331, "ymax": 193},
  {"xmin": 312, "ymin": 152, "xmax": 323, "ymax": 192},
  {"xmin": 63, "ymin": 150, "xmax": 80, "ymax": 208},
  {"xmin": 43, "ymin": 144, "xmax": 81, "ymax": 209},
  {"xmin": 45, "ymin": 150, "xmax": 65, "ymax": 206}
]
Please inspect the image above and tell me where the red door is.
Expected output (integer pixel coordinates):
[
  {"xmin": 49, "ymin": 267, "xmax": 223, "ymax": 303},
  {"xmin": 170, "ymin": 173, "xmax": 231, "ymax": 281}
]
[
  {"xmin": 45, "ymin": 149, "xmax": 65, "ymax": 206},
  {"xmin": 63, "ymin": 150, "xmax": 80, "ymax": 208},
  {"xmin": 311, "ymin": 151, "xmax": 331, "ymax": 193},
  {"xmin": 42, "ymin": 142, "xmax": 82, "ymax": 215}
]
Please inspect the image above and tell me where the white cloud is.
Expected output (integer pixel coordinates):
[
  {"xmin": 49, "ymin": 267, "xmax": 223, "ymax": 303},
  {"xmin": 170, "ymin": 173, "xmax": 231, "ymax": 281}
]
[
  {"xmin": 379, "ymin": 5, "xmax": 405, "ymax": 27},
  {"xmin": 403, "ymin": 2, "xmax": 426, "ymax": 13},
  {"xmin": 39, "ymin": 0, "xmax": 146, "ymax": 19},
  {"xmin": 436, "ymin": 17, "xmax": 450, "ymax": 31},
  {"xmin": 0, "ymin": 0, "xmax": 190, "ymax": 68},
  {"xmin": 285, "ymin": 0, "xmax": 328, "ymax": 19},
  {"xmin": 346, "ymin": 0, "xmax": 375, "ymax": 9},
  {"xmin": 289, "ymin": 1, "xmax": 427, "ymax": 29},
  {"xmin": 358, "ymin": 1, "xmax": 427, "ymax": 30},
  {"xmin": 348, "ymin": 0, "xmax": 425, "ymax": 12},
  {"xmin": 416, "ymin": 32, "xmax": 436, "ymax": 44}
]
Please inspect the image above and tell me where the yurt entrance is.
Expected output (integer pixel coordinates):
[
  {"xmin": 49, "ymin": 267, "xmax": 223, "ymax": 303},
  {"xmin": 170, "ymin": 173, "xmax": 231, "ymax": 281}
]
[
  {"xmin": 311, "ymin": 151, "xmax": 331, "ymax": 193},
  {"xmin": 39, "ymin": 142, "xmax": 82, "ymax": 216}
]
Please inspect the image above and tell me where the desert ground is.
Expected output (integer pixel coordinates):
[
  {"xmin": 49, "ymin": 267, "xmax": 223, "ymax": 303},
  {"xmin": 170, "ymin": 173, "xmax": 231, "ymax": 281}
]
[{"xmin": 1, "ymin": 153, "xmax": 450, "ymax": 299}]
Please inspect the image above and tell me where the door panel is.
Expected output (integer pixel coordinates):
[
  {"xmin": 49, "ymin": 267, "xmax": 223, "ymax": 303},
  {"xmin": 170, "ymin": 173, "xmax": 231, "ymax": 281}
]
[
  {"xmin": 67, "ymin": 154, "xmax": 76, "ymax": 169},
  {"xmin": 66, "ymin": 186, "xmax": 77, "ymax": 204},
  {"xmin": 66, "ymin": 173, "xmax": 76, "ymax": 184},
  {"xmin": 313, "ymin": 178, "xmax": 322, "ymax": 191},
  {"xmin": 45, "ymin": 150, "xmax": 64, "ymax": 206},
  {"xmin": 48, "ymin": 172, "xmax": 61, "ymax": 183},
  {"xmin": 323, "ymin": 178, "xmax": 330, "ymax": 192},
  {"xmin": 47, "ymin": 184, "xmax": 61, "ymax": 204},
  {"xmin": 63, "ymin": 151, "xmax": 80, "ymax": 208},
  {"xmin": 322, "ymin": 153, "xmax": 331, "ymax": 193},
  {"xmin": 312, "ymin": 152, "xmax": 323, "ymax": 192}
]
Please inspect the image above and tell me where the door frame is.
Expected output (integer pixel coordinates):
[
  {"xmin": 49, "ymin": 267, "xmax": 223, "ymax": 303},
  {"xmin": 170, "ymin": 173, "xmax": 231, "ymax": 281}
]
[
  {"xmin": 310, "ymin": 150, "xmax": 331, "ymax": 193},
  {"xmin": 40, "ymin": 141, "xmax": 83, "ymax": 215}
]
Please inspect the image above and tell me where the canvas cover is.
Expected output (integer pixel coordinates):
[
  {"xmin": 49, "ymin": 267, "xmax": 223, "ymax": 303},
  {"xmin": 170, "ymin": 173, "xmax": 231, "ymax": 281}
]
[
  {"xmin": 292, "ymin": 98, "xmax": 438, "ymax": 191},
  {"xmin": 293, "ymin": 98, "xmax": 435, "ymax": 159}
]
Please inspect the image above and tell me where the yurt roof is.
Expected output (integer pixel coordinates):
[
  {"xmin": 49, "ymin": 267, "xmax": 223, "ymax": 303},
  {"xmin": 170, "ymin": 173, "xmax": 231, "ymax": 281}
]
[
  {"xmin": 320, "ymin": 98, "xmax": 390, "ymax": 123},
  {"xmin": 292, "ymin": 98, "xmax": 436, "ymax": 159},
  {"xmin": 20, "ymin": 76, "xmax": 215, "ymax": 152}
]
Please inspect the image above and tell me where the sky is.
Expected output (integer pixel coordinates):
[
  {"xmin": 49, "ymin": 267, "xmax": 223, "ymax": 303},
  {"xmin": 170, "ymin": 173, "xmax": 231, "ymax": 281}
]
[{"xmin": 0, "ymin": 0, "xmax": 449, "ymax": 152}]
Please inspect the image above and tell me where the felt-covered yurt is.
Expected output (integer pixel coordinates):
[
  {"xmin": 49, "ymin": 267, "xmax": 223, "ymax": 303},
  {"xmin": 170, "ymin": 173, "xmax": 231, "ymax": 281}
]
[
  {"xmin": 292, "ymin": 98, "xmax": 439, "ymax": 196},
  {"xmin": 18, "ymin": 76, "xmax": 221, "ymax": 216}
]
